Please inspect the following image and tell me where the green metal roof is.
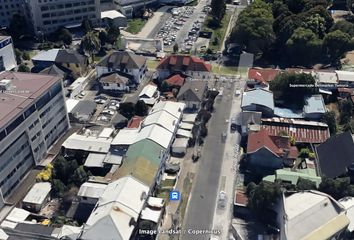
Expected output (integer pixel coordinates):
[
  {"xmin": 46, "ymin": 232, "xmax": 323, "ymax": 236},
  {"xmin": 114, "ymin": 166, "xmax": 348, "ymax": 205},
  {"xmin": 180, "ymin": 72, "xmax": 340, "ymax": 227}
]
[{"xmin": 276, "ymin": 168, "xmax": 322, "ymax": 187}]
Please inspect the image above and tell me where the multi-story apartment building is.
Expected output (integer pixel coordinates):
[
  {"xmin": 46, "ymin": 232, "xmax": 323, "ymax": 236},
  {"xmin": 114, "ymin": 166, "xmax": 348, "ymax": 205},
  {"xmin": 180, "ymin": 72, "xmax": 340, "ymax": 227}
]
[
  {"xmin": 24, "ymin": 0, "xmax": 101, "ymax": 33},
  {"xmin": 0, "ymin": 0, "xmax": 26, "ymax": 28},
  {"xmin": 0, "ymin": 71, "xmax": 70, "ymax": 207},
  {"xmin": 0, "ymin": 36, "xmax": 16, "ymax": 71},
  {"xmin": 113, "ymin": 0, "xmax": 158, "ymax": 18}
]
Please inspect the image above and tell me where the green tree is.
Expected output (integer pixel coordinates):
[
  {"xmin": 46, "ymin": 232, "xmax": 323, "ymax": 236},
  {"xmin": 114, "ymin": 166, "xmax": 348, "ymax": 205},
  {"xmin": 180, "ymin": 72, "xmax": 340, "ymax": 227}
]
[
  {"xmin": 81, "ymin": 31, "xmax": 101, "ymax": 62},
  {"xmin": 119, "ymin": 102, "xmax": 136, "ymax": 119},
  {"xmin": 272, "ymin": 0, "xmax": 290, "ymax": 18},
  {"xmin": 330, "ymin": 20, "xmax": 354, "ymax": 38},
  {"xmin": 302, "ymin": 14, "xmax": 326, "ymax": 38},
  {"xmin": 81, "ymin": 19, "xmax": 92, "ymax": 33},
  {"xmin": 98, "ymin": 30, "xmax": 108, "ymax": 46},
  {"xmin": 303, "ymin": 0, "xmax": 329, "ymax": 11},
  {"xmin": 285, "ymin": 0, "xmax": 305, "ymax": 13},
  {"xmin": 319, "ymin": 177, "xmax": 351, "ymax": 199},
  {"xmin": 160, "ymin": 81, "xmax": 170, "ymax": 92},
  {"xmin": 52, "ymin": 179, "xmax": 67, "ymax": 198},
  {"xmin": 231, "ymin": 0, "xmax": 275, "ymax": 56},
  {"xmin": 173, "ymin": 43, "xmax": 179, "ymax": 53},
  {"xmin": 286, "ymin": 27, "xmax": 322, "ymax": 66},
  {"xmin": 69, "ymin": 166, "xmax": 88, "ymax": 187},
  {"xmin": 9, "ymin": 14, "xmax": 28, "ymax": 41},
  {"xmin": 22, "ymin": 51, "xmax": 30, "ymax": 61},
  {"xmin": 274, "ymin": 13, "xmax": 303, "ymax": 45},
  {"xmin": 135, "ymin": 100, "xmax": 148, "ymax": 116},
  {"xmin": 58, "ymin": 28, "xmax": 73, "ymax": 45},
  {"xmin": 297, "ymin": 177, "xmax": 317, "ymax": 190},
  {"xmin": 299, "ymin": 148, "xmax": 310, "ymax": 158},
  {"xmin": 14, "ymin": 48, "xmax": 23, "ymax": 64},
  {"xmin": 53, "ymin": 156, "xmax": 69, "ymax": 184},
  {"xmin": 339, "ymin": 99, "xmax": 353, "ymax": 124},
  {"xmin": 210, "ymin": 0, "xmax": 226, "ymax": 25},
  {"xmin": 18, "ymin": 64, "xmax": 30, "ymax": 72},
  {"xmin": 321, "ymin": 111, "xmax": 337, "ymax": 135},
  {"xmin": 270, "ymin": 72, "xmax": 317, "ymax": 107},
  {"xmin": 323, "ymin": 30, "xmax": 351, "ymax": 65},
  {"xmin": 107, "ymin": 23, "xmax": 120, "ymax": 44}
]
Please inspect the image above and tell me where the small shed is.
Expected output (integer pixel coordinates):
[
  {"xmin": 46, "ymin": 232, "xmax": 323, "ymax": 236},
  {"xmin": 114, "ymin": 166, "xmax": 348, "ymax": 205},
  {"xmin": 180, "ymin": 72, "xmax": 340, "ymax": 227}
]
[
  {"xmin": 172, "ymin": 138, "xmax": 189, "ymax": 156},
  {"xmin": 22, "ymin": 182, "xmax": 51, "ymax": 212}
]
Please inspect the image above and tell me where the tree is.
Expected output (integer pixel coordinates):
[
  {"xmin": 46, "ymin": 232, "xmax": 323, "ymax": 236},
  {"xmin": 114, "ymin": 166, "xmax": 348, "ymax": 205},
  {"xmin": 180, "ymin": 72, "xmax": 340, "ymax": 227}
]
[
  {"xmin": 286, "ymin": 27, "xmax": 322, "ymax": 66},
  {"xmin": 14, "ymin": 48, "xmax": 23, "ymax": 64},
  {"xmin": 210, "ymin": 0, "xmax": 226, "ymax": 25},
  {"xmin": 69, "ymin": 166, "xmax": 88, "ymax": 187},
  {"xmin": 18, "ymin": 64, "xmax": 30, "ymax": 72},
  {"xmin": 321, "ymin": 111, "xmax": 337, "ymax": 135},
  {"xmin": 173, "ymin": 43, "xmax": 179, "ymax": 53},
  {"xmin": 160, "ymin": 81, "xmax": 170, "ymax": 92},
  {"xmin": 119, "ymin": 102, "xmax": 136, "ymax": 119},
  {"xmin": 99, "ymin": 30, "xmax": 108, "ymax": 46},
  {"xmin": 81, "ymin": 19, "xmax": 92, "ymax": 33},
  {"xmin": 52, "ymin": 179, "xmax": 67, "ymax": 198},
  {"xmin": 302, "ymin": 14, "xmax": 326, "ymax": 38},
  {"xmin": 58, "ymin": 28, "xmax": 73, "ymax": 45},
  {"xmin": 272, "ymin": 0, "xmax": 289, "ymax": 18},
  {"xmin": 339, "ymin": 99, "xmax": 353, "ymax": 124},
  {"xmin": 270, "ymin": 72, "xmax": 317, "ymax": 107},
  {"xmin": 297, "ymin": 177, "xmax": 317, "ymax": 190},
  {"xmin": 53, "ymin": 156, "xmax": 69, "ymax": 184},
  {"xmin": 330, "ymin": 20, "xmax": 354, "ymax": 38},
  {"xmin": 319, "ymin": 177, "xmax": 351, "ymax": 199},
  {"xmin": 299, "ymin": 148, "xmax": 310, "ymax": 158},
  {"xmin": 9, "ymin": 14, "xmax": 28, "ymax": 41},
  {"xmin": 107, "ymin": 23, "xmax": 120, "ymax": 44},
  {"xmin": 285, "ymin": 0, "xmax": 305, "ymax": 13},
  {"xmin": 135, "ymin": 100, "xmax": 148, "ymax": 116},
  {"xmin": 22, "ymin": 51, "xmax": 31, "ymax": 61},
  {"xmin": 231, "ymin": 0, "xmax": 275, "ymax": 56},
  {"xmin": 323, "ymin": 30, "xmax": 351, "ymax": 65},
  {"xmin": 81, "ymin": 31, "xmax": 101, "ymax": 62}
]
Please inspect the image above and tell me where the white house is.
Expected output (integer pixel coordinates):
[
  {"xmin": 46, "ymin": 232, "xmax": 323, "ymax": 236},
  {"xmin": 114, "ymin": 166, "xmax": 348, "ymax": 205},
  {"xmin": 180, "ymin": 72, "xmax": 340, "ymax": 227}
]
[
  {"xmin": 96, "ymin": 51, "xmax": 147, "ymax": 84},
  {"xmin": 77, "ymin": 181, "xmax": 107, "ymax": 205},
  {"xmin": 22, "ymin": 182, "xmax": 51, "ymax": 212},
  {"xmin": 0, "ymin": 36, "xmax": 16, "ymax": 71},
  {"xmin": 139, "ymin": 84, "xmax": 160, "ymax": 105},
  {"xmin": 99, "ymin": 72, "xmax": 130, "ymax": 92}
]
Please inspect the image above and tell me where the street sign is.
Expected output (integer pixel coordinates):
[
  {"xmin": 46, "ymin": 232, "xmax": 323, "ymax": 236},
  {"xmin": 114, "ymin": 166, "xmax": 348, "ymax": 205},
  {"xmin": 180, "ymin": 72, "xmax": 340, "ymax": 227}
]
[{"xmin": 170, "ymin": 191, "xmax": 180, "ymax": 201}]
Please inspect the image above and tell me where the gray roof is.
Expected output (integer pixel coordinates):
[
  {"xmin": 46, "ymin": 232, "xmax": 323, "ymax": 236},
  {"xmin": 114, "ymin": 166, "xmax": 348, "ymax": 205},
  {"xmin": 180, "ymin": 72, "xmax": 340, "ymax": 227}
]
[
  {"xmin": 39, "ymin": 64, "xmax": 67, "ymax": 76},
  {"xmin": 241, "ymin": 89, "xmax": 274, "ymax": 110},
  {"xmin": 71, "ymin": 100, "xmax": 97, "ymax": 116},
  {"xmin": 240, "ymin": 111, "xmax": 262, "ymax": 125},
  {"xmin": 97, "ymin": 51, "xmax": 146, "ymax": 70},
  {"xmin": 100, "ymin": 72, "xmax": 129, "ymax": 84},
  {"xmin": 4, "ymin": 223, "xmax": 56, "ymax": 240},
  {"xmin": 32, "ymin": 49, "xmax": 87, "ymax": 65},
  {"xmin": 177, "ymin": 80, "xmax": 207, "ymax": 102},
  {"xmin": 303, "ymin": 95, "xmax": 326, "ymax": 114}
]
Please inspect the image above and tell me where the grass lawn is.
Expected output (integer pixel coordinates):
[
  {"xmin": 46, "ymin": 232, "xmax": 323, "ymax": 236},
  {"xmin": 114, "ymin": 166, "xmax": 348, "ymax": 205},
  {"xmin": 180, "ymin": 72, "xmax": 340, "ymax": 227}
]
[
  {"xmin": 211, "ymin": 64, "xmax": 248, "ymax": 76},
  {"xmin": 126, "ymin": 19, "xmax": 147, "ymax": 34},
  {"xmin": 146, "ymin": 59, "xmax": 160, "ymax": 70},
  {"xmin": 202, "ymin": 12, "xmax": 232, "ymax": 52}
]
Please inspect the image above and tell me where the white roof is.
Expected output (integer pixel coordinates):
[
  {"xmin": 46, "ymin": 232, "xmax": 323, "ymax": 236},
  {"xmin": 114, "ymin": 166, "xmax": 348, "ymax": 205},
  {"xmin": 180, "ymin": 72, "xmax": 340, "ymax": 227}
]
[
  {"xmin": 66, "ymin": 99, "xmax": 80, "ymax": 113},
  {"xmin": 284, "ymin": 191, "xmax": 347, "ymax": 240},
  {"xmin": 179, "ymin": 122, "xmax": 193, "ymax": 130},
  {"xmin": 98, "ymin": 128, "xmax": 114, "ymax": 138},
  {"xmin": 32, "ymin": 49, "xmax": 59, "ymax": 62},
  {"xmin": 23, "ymin": 182, "xmax": 51, "ymax": 205},
  {"xmin": 84, "ymin": 153, "xmax": 106, "ymax": 168},
  {"xmin": 103, "ymin": 152, "xmax": 123, "ymax": 165},
  {"xmin": 78, "ymin": 182, "xmax": 107, "ymax": 199},
  {"xmin": 172, "ymin": 137, "xmax": 189, "ymax": 148},
  {"xmin": 62, "ymin": 133, "xmax": 112, "ymax": 153},
  {"xmin": 147, "ymin": 197, "xmax": 164, "ymax": 208},
  {"xmin": 139, "ymin": 84, "xmax": 157, "ymax": 98},
  {"xmin": 142, "ymin": 110, "xmax": 178, "ymax": 133},
  {"xmin": 150, "ymin": 101, "xmax": 185, "ymax": 119},
  {"xmin": 315, "ymin": 71, "xmax": 338, "ymax": 84},
  {"xmin": 182, "ymin": 113, "xmax": 197, "ymax": 123},
  {"xmin": 135, "ymin": 124, "xmax": 173, "ymax": 149},
  {"xmin": 5, "ymin": 208, "xmax": 30, "ymax": 224},
  {"xmin": 101, "ymin": 10, "xmax": 126, "ymax": 19},
  {"xmin": 83, "ymin": 176, "xmax": 149, "ymax": 240},
  {"xmin": 52, "ymin": 225, "xmax": 82, "ymax": 240},
  {"xmin": 68, "ymin": 77, "xmax": 87, "ymax": 91},
  {"xmin": 339, "ymin": 197, "xmax": 354, "ymax": 232},
  {"xmin": 111, "ymin": 128, "xmax": 140, "ymax": 146},
  {"xmin": 336, "ymin": 70, "xmax": 354, "ymax": 82},
  {"xmin": 176, "ymin": 128, "xmax": 192, "ymax": 138},
  {"xmin": 0, "ymin": 229, "xmax": 8, "ymax": 240},
  {"xmin": 140, "ymin": 207, "xmax": 162, "ymax": 223}
]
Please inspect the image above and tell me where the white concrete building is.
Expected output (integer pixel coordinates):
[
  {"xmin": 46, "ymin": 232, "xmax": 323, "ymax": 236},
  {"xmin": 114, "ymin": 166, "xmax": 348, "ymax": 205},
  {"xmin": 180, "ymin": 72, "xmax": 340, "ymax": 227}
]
[
  {"xmin": 139, "ymin": 84, "xmax": 159, "ymax": 105},
  {"xmin": 0, "ymin": 36, "xmax": 16, "ymax": 71},
  {"xmin": 77, "ymin": 181, "xmax": 107, "ymax": 205},
  {"xmin": 22, "ymin": 182, "xmax": 51, "ymax": 212}
]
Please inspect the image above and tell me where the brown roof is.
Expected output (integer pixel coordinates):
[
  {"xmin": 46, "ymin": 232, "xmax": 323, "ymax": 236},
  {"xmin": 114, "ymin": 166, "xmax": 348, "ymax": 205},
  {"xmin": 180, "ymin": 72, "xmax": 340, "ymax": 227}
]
[
  {"xmin": 157, "ymin": 55, "xmax": 211, "ymax": 72},
  {"xmin": 127, "ymin": 116, "xmax": 143, "ymax": 128},
  {"xmin": 100, "ymin": 73, "xmax": 129, "ymax": 84},
  {"xmin": 97, "ymin": 51, "xmax": 146, "ymax": 69},
  {"xmin": 248, "ymin": 68, "xmax": 280, "ymax": 82},
  {"xmin": 164, "ymin": 74, "xmax": 186, "ymax": 87},
  {"xmin": 177, "ymin": 80, "xmax": 207, "ymax": 102},
  {"xmin": 234, "ymin": 191, "xmax": 248, "ymax": 206},
  {"xmin": 247, "ymin": 129, "xmax": 282, "ymax": 156},
  {"xmin": 0, "ymin": 72, "xmax": 62, "ymax": 130}
]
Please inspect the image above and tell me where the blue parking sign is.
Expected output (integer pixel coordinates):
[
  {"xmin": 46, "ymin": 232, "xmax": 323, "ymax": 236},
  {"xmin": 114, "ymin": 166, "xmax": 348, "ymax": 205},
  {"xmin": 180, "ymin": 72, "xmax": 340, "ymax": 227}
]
[{"xmin": 169, "ymin": 191, "xmax": 180, "ymax": 201}]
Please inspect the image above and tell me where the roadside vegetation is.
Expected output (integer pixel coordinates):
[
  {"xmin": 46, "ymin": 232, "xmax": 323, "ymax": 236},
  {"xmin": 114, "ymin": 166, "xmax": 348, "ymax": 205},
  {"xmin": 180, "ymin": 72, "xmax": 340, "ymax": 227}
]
[{"xmin": 126, "ymin": 18, "xmax": 147, "ymax": 34}]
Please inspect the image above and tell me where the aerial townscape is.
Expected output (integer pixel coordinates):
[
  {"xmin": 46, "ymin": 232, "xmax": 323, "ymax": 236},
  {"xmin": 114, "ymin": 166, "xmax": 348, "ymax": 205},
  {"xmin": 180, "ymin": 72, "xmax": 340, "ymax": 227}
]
[{"xmin": 4, "ymin": 0, "xmax": 354, "ymax": 240}]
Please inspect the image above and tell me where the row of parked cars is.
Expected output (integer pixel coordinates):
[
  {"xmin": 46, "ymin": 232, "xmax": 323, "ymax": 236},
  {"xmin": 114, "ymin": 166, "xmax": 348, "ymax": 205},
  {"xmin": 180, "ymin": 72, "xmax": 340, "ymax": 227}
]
[{"xmin": 97, "ymin": 98, "xmax": 121, "ymax": 123}]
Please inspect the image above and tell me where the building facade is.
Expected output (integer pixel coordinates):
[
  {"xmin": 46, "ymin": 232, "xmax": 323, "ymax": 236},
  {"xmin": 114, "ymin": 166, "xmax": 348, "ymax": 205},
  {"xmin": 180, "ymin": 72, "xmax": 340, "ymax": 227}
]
[
  {"xmin": 0, "ymin": 0, "xmax": 25, "ymax": 28},
  {"xmin": 0, "ymin": 72, "xmax": 70, "ymax": 205},
  {"xmin": 24, "ymin": 0, "xmax": 101, "ymax": 34},
  {"xmin": 113, "ymin": 0, "xmax": 158, "ymax": 18},
  {"xmin": 0, "ymin": 36, "xmax": 17, "ymax": 71}
]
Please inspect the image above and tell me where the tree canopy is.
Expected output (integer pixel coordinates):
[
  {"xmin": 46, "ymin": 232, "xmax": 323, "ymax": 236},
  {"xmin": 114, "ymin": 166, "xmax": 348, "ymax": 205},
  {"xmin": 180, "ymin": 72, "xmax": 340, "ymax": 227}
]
[
  {"xmin": 81, "ymin": 32, "xmax": 101, "ymax": 61},
  {"xmin": 321, "ymin": 111, "xmax": 337, "ymax": 135},
  {"xmin": 210, "ymin": 0, "xmax": 226, "ymax": 25},
  {"xmin": 323, "ymin": 30, "xmax": 352, "ymax": 65}
]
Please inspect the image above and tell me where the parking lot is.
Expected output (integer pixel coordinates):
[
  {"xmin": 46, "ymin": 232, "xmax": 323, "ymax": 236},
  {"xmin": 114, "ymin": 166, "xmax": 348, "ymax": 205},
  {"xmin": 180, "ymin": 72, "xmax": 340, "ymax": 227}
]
[{"xmin": 156, "ymin": 0, "xmax": 211, "ymax": 53}]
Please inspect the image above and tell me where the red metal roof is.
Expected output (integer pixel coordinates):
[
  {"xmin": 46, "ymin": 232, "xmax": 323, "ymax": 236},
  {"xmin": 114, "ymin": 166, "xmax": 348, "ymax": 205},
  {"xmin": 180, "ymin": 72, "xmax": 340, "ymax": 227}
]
[
  {"xmin": 157, "ymin": 55, "xmax": 211, "ymax": 72},
  {"xmin": 247, "ymin": 129, "xmax": 282, "ymax": 156},
  {"xmin": 164, "ymin": 74, "xmax": 185, "ymax": 87},
  {"xmin": 127, "ymin": 116, "xmax": 143, "ymax": 128},
  {"xmin": 234, "ymin": 191, "xmax": 248, "ymax": 206},
  {"xmin": 248, "ymin": 68, "xmax": 280, "ymax": 82}
]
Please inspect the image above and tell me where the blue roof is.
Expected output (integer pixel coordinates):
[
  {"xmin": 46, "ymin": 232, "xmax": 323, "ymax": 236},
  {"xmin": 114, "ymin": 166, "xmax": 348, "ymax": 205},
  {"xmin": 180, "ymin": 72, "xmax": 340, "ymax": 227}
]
[
  {"xmin": 241, "ymin": 89, "xmax": 274, "ymax": 110},
  {"xmin": 274, "ymin": 107, "xmax": 304, "ymax": 119},
  {"xmin": 303, "ymin": 95, "xmax": 326, "ymax": 114}
]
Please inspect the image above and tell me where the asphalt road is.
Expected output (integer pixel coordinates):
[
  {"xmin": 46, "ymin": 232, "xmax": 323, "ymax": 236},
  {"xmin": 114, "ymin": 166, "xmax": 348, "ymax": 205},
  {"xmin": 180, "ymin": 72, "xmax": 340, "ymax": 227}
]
[{"xmin": 181, "ymin": 81, "xmax": 235, "ymax": 240}]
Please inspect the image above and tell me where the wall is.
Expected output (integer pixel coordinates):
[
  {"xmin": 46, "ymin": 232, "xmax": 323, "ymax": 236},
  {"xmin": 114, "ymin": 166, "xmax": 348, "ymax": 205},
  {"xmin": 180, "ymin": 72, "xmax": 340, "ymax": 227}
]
[{"xmin": 0, "ymin": 37, "xmax": 17, "ymax": 71}]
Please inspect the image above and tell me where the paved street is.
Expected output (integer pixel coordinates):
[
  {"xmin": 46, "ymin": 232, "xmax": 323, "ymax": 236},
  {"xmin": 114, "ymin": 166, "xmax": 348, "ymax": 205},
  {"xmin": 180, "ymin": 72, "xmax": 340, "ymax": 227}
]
[{"xmin": 181, "ymin": 79, "xmax": 236, "ymax": 240}]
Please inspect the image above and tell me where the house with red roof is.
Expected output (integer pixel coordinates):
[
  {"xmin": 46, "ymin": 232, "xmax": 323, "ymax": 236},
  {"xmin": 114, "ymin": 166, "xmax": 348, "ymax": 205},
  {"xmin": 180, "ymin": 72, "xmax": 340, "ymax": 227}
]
[
  {"xmin": 248, "ymin": 68, "xmax": 280, "ymax": 83},
  {"xmin": 156, "ymin": 55, "xmax": 212, "ymax": 80},
  {"xmin": 163, "ymin": 73, "xmax": 189, "ymax": 88},
  {"xmin": 246, "ymin": 129, "xmax": 298, "ymax": 175}
]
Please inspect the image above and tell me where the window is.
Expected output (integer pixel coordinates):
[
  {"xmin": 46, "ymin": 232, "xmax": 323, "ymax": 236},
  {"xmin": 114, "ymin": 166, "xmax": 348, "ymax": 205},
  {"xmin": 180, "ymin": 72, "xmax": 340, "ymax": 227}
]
[
  {"xmin": 24, "ymin": 104, "xmax": 36, "ymax": 118},
  {"xmin": 6, "ymin": 114, "xmax": 24, "ymax": 134},
  {"xmin": 36, "ymin": 92, "xmax": 50, "ymax": 110}
]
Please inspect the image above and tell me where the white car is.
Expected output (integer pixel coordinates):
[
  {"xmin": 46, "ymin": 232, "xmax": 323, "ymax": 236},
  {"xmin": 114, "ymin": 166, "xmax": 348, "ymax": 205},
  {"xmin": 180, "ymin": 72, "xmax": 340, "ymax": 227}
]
[
  {"xmin": 235, "ymin": 89, "xmax": 241, "ymax": 96},
  {"xmin": 78, "ymin": 91, "xmax": 86, "ymax": 98},
  {"xmin": 217, "ymin": 191, "xmax": 227, "ymax": 209},
  {"xmin": 94, "ymin": 99, "xmax": 106, "ymax": 104},
  {"xmin": 102, "ymin": 109, "xmax": 115, "ymax": 116}
]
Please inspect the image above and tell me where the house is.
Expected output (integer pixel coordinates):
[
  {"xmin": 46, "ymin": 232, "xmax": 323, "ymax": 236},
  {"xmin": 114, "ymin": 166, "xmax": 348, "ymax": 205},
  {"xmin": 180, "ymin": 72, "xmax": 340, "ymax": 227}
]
[
  {"xmin": 315, "ymin": 70, "xmax": 338, "ymax": 90},
  {"xmin": 99, "ymin": 72, "xmax": 131, "ymax": 93},
  {"xmin": 276, "ymin": 191, "xmax": 349, "ymax": 240},
  {"xmin": 261, "ymin": 117, "xmax": 330, "ymax": 144},
  {"xmin": 22, "ymin": 182, "xmax": 51, "ymax": 212},
  {"xmin": 303, "ymin": 95, "xmax": 326, "ymax": 120},
  {"xmin": 77, "ymin": 181, "xmax": 107, "ymax": 205},
  {"xmin": 96, "ymin": 51, "xmax": 147, "ymax": 84},
  {"xmin": 241, "ymin": 89, "xmax": 274, "ymax": 117},
  {"xmin": 163, "ymin": 73, "xmax": 189, "ymax": 88},
  {"xmin": 247, "ymin": 68, "xmax": 280, "ymax": 88},
  {"xmin": 81, "ymin": 176, "xmax": 149, "ymax": 240},
  {"xmin": 101, "ymin": 10, "xmax": 127, "ymax": 28},
  {"xmin": 67, "ymin": 100, "xmax": 97, "ymax": 123},
  {"xmin": 156, "ymin": 55, "xmax": 212, "ymax": 80},
  {"xmin": 139, "ymin": 84, "xmax": 160, "ymax": 105},
  {"xmin": 336, "ymin": 70, "xmax": 354, "ymax": 88},
  {"xmin": 233, "ymin": 191, "xmax": 249, "ymax": 217},
  {"xmin": 171, "ymin": 137, "xmax": 189, "ymax": 156},
  {"xmin": 127, "ymin": 116, "xmax": 144, "ymax": 128},
  {"xmin": 32, "ymin": 49, "xmax": 89, "ymax": 78},
  {"xmin": 246, "ymin": 129, "xmax": 298, "ymax": 174},
  {"xmin": 0, "ymin": 36, "xmax": 16, "ymax": 71},
  {"xmin": 176, "ymin": 80, "xmax": 208, "ymax": 111},
  {"xmin": 239, "ymin": 111, "xmax": 262, "ymax": 136},
  {"xmin": 315, "ymin": 131, "xmax": 354, "ymax": 178},
  {"xmin": 140, "ymin": 197, "xmax": 165, "ymax": 227}
]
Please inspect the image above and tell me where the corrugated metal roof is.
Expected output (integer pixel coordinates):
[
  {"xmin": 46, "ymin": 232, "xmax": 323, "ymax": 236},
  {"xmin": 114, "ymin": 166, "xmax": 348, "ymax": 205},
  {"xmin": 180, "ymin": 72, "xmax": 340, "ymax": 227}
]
[
  {"xmin": 78, "ymin": 182, "xmax": 107, "ymax": 199},
  {"xmin": 23, "ymin": 182, "xmax": 51, "ymax": 205},
  {"xmin": 241, "ymin": 89, "xmax": 274, "ymax": 110}
]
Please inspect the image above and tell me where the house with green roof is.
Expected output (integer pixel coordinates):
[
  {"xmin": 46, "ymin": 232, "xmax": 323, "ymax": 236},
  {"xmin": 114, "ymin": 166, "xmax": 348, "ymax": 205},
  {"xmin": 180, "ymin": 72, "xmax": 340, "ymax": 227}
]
[
  {"xmin": 263, "ymin": 168, "xmax": 322, "ymax": 187},
  {"xmin": 109, "ymin": 139, "xmax": 165, "ymax": 187}
]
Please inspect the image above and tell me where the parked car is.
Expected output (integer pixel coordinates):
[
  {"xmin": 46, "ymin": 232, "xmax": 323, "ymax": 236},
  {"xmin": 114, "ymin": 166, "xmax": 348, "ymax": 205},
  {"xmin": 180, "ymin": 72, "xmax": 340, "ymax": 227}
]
[{"xmin": 217, "ymin": 191, "xmax": 227, "ymax": 209}]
